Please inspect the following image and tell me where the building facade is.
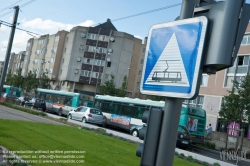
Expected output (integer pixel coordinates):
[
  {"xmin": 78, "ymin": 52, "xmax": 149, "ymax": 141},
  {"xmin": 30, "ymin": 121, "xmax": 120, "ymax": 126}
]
[
  {"xmin": 8, "ymin": 51, "xmax": 26, "ymax": 74},
  {"xmin": 194, "ymin": 23, "xmax": 250, "ymax": 136},
  {"xmin": 22, "ymin": 19, "xmax": 144, "ymax": 101}
]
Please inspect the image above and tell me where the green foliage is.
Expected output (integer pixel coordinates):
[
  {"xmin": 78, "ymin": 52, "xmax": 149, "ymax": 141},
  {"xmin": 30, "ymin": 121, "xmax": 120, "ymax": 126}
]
[
  {"xmin": 22, "ymin": 70, "xmax": 39, "ymax": 92},
  {"xmin": 197, "ymin": 141, "xmax": 216, "ymax": 150},
  {"xmin": 117, "ymin": 75, "xmax": 127, "ymax": 97},
  {"xmin": 186, "ymin": 155, "xmax": 193, "ymax": 162},
  {"xmin": 146, "ymin": 95, "xmax": 165, "ymax": 101},
  {"xmin": 39, "ymin": 72, "xmax": 50, "ymax": 89},
  {"xmin": 201, "ymin": 161, "xmax": 209, "ymax": 166},
  {"xmin": 213, "ymin": 163, "xmax": 220, "ymax": 166},
  {"xmin": 99, "ymin": 74, "xmax": 117, "ymax": 96},
  {"xmin": 219, "ymin": 74, "xmax": 250, "ymax": 123},
  {"xmin": 1, "ymin": 102, "xmax": 46, "ymax": 117}
]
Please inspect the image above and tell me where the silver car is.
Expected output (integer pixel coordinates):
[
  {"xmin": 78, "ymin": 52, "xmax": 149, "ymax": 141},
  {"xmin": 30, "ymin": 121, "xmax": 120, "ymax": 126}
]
[{"xmin": 68, "ymin": 106, "xmax": 105, "ymax": 126}]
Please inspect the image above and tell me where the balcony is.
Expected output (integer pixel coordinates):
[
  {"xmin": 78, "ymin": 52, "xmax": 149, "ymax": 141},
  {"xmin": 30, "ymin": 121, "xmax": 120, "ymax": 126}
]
[{"xmin": 227, "ymin": 66, "xmax": 248, "ymax": 74}]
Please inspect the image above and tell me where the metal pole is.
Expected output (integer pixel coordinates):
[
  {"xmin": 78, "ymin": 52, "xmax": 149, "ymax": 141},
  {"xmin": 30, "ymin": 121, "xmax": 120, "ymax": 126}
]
[
  {"xmin": 156, "ymin": 1, "xmax": 195, "ymax": 166},
  {"xmin": 0, "ymin": 6, "xmax": 19, "ymax": 95}
]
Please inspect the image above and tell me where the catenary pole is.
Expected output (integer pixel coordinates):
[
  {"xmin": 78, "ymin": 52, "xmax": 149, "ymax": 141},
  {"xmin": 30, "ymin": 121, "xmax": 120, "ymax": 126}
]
[
  {"xmin": 0, "ymin": 6, "xmax": 19, "ymax": 95},
  {"xmin": 155, "ymin": 1, "xmax": 195, "ymax": 166}
]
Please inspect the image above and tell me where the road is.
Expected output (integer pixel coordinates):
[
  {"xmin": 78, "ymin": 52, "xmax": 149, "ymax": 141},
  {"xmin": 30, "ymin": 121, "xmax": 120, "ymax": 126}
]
[{"xmin": 0, "ymin": 105, "xmax": 66, "ymax": 125}]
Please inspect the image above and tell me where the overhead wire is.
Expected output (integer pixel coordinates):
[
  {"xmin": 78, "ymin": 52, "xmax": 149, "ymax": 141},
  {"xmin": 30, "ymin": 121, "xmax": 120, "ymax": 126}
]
[
  {"xmin": 111, "ymin": 3, "xmax": 182, "ymax": 22},
  {"xmin": 0, "ymin": 0, "xmax": 36, "ymax": 18},
  {"xmin": 0, "ymin": 0, "xmax": 23, "ymax": 13}
]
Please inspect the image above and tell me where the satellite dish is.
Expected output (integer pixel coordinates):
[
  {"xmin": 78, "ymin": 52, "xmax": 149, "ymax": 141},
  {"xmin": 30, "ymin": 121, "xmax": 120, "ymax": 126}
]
[
  {"xmin": 110, "ymin": 37, "xmax": 115, "ymax": 42},
  {"xmin": 108, "ymin": 48, "xmax": 113, "ymax": 53},
  {"xmin": 81, "ymin": 33, "xmax": 86, "ymax": 37},
  {"xmin": 77, "ymin": 57, "xmax": 81, "ymax": 62},
  {"xmin": 75, "ymin": 69, "xmax": 79, "ymax": 74}
]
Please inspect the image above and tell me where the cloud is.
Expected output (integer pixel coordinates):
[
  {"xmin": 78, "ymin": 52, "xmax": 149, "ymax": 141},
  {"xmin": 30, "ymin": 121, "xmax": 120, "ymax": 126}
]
[
  {"xmin": 0, "ymin": 18, "xmax": 95, "ymax": 61},
  {"xmin": 134, "ymin": 35, "xmax": 143, "ymax": 40},
  {"xmin": 21, "ymin": 18, "xmax": 95, "ymax": 34}
]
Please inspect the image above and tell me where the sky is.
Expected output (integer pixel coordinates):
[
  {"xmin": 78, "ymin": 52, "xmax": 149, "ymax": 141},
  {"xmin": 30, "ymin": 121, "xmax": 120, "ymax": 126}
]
[{"xmin": 0, "ymin": 0, "xmax": 249, "ymax": 61}]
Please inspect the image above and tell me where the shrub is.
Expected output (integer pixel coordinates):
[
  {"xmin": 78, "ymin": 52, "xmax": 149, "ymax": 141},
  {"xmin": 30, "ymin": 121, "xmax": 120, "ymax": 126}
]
[
  {"xmin": 213, "ymin": 163, "xmax": 220, "ymax": 166},
  {"xmin": 186, "ymin": 155, "xmax": 193, "ymax": 162}
]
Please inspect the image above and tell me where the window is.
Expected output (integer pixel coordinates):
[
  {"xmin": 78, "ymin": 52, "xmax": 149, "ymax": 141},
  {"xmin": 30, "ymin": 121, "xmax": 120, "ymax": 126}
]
[
  {"xmin": 107, "ymin": 62, "xmax": 111, "ymax": 67},
  {"xmin": 27, "ymin": 42, "xmax": 31, "ymax": 47},
  {"xmin": 140, "ymin": 59, "xmax": 144, "ymax": 65},
  {"xmin": 84, "ymin": 58, "xmax": 92, "ymax": 64},
  {"xmin": 142, "ymin": 48, "xmax": 146, "ymax": 54},
  {"xmin": 26, "ymin": 51, "xmax": 29, "ymax": 55},
  {"xmin": 241, "ymin": 34, "xmax": 250, "ymax": 45},
  {"xmin": 86, "ymin": 46, "xmax": 94, "ymax": 52},
  {"xmin": 62, "ymin": 58, "xmax": 64, "ymax": 64},
  {"xmin": 105, "ymin": 74, "xmax": 109, "ymax": 80},
  {"xmin": 48, "ymin": 69, "xmax": 53, "ymax": 73},
  {"xmin": 24, "ymin": 60, "xmax": 27, "ymax": 64},
  {"xmin": 52, "ymin": 47, "xmax": 57, "ymax": 53},
  {"xmin": 185, "ymin": 95, "xmax": 204, "ymax": 108},
  {"xmin": 201, "ymin": 74, "xmax": 208, "ymax": 86},
  {"xmin": 50, "ymin": 57, "xmax": 55, "ymax": 63},
  {"xmin": 138, "ymin": 70, "xmax": 142, "ymax": 76},
  {"xmin": 87, "ymin": 33, "xmax": 97, "ymax": 40},
  {"xmin": 238, "ymin": 56, "xmax": 244, "ymax": 66},
  {"xmin": 98, "ymin": 35, "xmax": 109, "ymax": 41},
  {"xmin": 67, "ymin": 81, "xmax": 69, "ymax": 87},
  {"xmin": 64, "ymin": 48, "xmax": 67, "ymax": 53},
  {"xmin": 62, "ymin": 81, "xmax": 65, "ymax": 86},
  {"xmin": 81, "ymin": 70, "xmax": 91, "ymax": 77},
  {"xmin": 60, "ymin": 69, "xmax": 62, "ymax": 75},
  {"xmin": 225, "ymin": 76, "xmax": 234, "ymax": 87},
  {"xmin": 98, "ymin": 47, "xmax": 107, "ymax": 54},
  {"xmin": 136, "ymin": 82, "xmax": 140, "ymax": 88},
  {"xmin": 93, "ymin": 72, "xmax": 100, "ymax": 78},
  {"xmin": 66, "ymin": 37, "xmax": 69, "ymax": 42},
  {"xmin": 38, "ymin": 39, "xmax": 44, "ymax": 44},
  {"xmin": 95, "ymin": 59, "xmax": 103, "ymax": 66},
  {"xmin": 55, "ymin": 36, "xmax": 60, "ymax": 41},
  {"xmin": 35, "ymin": 50, "xmax": 41, "ymax": 54}
]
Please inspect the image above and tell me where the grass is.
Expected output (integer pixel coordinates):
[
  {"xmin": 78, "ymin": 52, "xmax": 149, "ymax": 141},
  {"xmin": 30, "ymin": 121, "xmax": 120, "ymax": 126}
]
[{"xmin": 0, "ymin": 119, "xmax": 201, "ymax": 166}]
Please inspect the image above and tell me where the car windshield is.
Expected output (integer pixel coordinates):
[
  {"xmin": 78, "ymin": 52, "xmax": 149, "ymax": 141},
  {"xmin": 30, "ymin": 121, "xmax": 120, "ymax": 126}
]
[{"xmin": 179, "ymin": 125, "xmax": 189, "ymax": 133}]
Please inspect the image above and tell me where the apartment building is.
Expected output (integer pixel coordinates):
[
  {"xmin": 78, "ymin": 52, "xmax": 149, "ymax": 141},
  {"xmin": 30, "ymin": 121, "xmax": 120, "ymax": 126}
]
[
  {"xmin": 189, "ymin": 23, "xmax": 250, "ymax": 137},
  {"xmin": 127, "ymin": 37, "xmax": 147, "ymax": 99},
  {"xmin": 22, "ymin": 19, "xmax": 143, "ymax": 101},
  {"xmin": 22, "ymin": 31, "xmax": 68, "ymax": 82},
  {"xmin": 0, "ymin": 61, "xmax": 4, "ymax": 75},
  {"xmin": 8, "ymin": 51, "xmax": 26, "ymax": 74}
]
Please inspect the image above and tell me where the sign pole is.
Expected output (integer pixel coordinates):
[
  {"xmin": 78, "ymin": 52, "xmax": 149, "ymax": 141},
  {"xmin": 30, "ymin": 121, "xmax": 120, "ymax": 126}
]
[{"xmin": 155, "ymin": 1, "xmax": 195, "ymax": 166}]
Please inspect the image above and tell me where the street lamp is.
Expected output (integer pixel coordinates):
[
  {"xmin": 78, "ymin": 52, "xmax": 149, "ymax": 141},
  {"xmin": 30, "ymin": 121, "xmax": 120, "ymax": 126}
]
[{"xmin": 119, "ymin": 68, "xmax": 130, "ymax": 88}]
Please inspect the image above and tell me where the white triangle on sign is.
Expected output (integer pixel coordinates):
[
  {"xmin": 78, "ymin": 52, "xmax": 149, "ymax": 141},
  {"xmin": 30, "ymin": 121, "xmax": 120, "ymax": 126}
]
[{"xmin": 145, "ymin": 33, "xmax": 190, "ymax": 86}]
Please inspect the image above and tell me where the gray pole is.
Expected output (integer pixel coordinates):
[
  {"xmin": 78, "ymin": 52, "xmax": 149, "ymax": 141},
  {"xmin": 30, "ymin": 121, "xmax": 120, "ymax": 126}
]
[
  {"xmin": 0, "ymin": 6, "xmax": 19, "ymax": 95},
  {"xmin": 155, "ymin": 1, "xmax": 195, "ymax": 166}
]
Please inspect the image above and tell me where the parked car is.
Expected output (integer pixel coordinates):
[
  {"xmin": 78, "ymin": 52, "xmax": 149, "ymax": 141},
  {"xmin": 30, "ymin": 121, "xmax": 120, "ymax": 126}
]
[
  {"xmin": 130, "ymin": 124, "xmax": 145, "ymax": 137},
  {"xmin": 68, "ymin": 106, "xmax": 105, "ymax": 126},
  {"xmin": 24, "ymin": 98, "xmax": 46, "ymax": 111},
  {"xmin": 15, "ymin": 96, "xmax": 30, "ymax": 106},
  {"xmin": 176, "ymin": 125, "xmax": 191, "ymax": 149}
]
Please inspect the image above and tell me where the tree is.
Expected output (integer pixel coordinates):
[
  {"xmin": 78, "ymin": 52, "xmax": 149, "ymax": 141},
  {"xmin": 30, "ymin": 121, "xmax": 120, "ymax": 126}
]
[
  {"xmin": 5, "ymin": 72, "xmax": 13, "ymax": 85},
  {"xmin": 22, "ymin": 70, "xmax": 39, "ymax": 92},
  {"xmin": 146, "ymin": 95, "xmax": 166, "ymax": 101},
  {"xmin": 219, "ymin": 74, "xmax": 250, "ymax": 124},
  {"xmin": 40, "ymin": 72, "xmax": 50, "ymax": 89},
  {"xmin": 11, "ymin": 69, "xmax": 24, "ymax": 88},
  {"xmin": 99, "ymin": 74, "xmax": 117, "ymax": 96},
  {"xmin": 117, "ymin": 75, "xmax": 127, "ymax": 97}
]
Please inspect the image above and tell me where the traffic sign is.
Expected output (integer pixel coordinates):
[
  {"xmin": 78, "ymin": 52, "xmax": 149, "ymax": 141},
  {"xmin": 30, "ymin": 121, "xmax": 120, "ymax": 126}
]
[{"xmin": 140, "ymin": 16, "xmax": 208, "ymax": 99}]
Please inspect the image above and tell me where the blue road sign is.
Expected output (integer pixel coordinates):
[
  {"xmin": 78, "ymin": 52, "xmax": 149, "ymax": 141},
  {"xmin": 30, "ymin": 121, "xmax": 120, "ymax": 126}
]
[{"xmin": 140, "ymin": 16, "xmax": 208, "ymax": 99}]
